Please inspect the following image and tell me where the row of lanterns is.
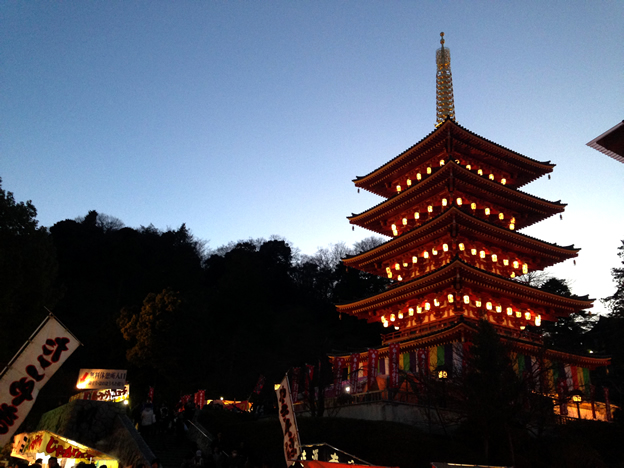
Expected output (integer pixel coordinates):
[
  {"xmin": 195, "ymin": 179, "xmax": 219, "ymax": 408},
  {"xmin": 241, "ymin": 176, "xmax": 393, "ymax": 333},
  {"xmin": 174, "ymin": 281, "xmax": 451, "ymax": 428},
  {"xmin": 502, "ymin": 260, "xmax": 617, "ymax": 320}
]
[
  {"xmin": 379, "ymin": 294, "xmax": 542, "ymax": 328},
  {"xmin": 394, "ymin": 159, "xmax": 510, "ymax": 195},
  {"xmin": 389, "ymin": 196, "xmax": 516, "ymax": 236},
  {"xmin": 384, "ymin": 242, "xmax": 530, "ymax": 279}
]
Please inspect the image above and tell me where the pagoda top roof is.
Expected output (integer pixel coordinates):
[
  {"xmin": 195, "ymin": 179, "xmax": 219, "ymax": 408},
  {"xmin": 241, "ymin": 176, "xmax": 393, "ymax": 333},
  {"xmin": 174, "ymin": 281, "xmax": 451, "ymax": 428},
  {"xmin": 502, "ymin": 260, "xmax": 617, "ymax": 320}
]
[
  {"xmin": 336, "ymin": 257, "xmax": 593, "ymax": 320},
  {"xmin": 343, "ymin": 206, "xmax": 578, "ymax": 270},
  {"xmin": 354, "ymin": 119, "xmax": 555, "ymax": 194},
  {"xmin": 349, "ymin": 162, "xmax": 566, "ymax": 232}
]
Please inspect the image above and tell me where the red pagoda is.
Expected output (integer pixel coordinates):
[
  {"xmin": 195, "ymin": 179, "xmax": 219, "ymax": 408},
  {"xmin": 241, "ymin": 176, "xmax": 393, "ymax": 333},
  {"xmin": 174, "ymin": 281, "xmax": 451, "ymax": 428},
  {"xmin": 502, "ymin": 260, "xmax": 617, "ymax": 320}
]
[{"xmin": 331, "ymin": 33, "xmax": 611, "ymax": 421}]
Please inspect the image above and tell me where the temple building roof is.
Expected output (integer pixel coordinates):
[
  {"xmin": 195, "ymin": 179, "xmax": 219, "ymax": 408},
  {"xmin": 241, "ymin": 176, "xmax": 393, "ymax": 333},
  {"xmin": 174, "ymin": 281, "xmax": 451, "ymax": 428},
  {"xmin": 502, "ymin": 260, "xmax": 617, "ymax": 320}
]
[{"xmin": 587, "ymin": 120, "xmax": 624, "ymax": 164}]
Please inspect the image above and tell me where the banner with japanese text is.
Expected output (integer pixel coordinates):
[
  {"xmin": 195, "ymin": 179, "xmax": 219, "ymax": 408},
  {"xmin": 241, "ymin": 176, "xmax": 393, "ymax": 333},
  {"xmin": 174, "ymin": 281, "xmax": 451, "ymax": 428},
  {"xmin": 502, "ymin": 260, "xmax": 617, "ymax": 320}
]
[
  {"xmin": 333, "ymin": 357, "xmax": 345, "ymax": 392},
  {"xmin": 76, "ymin": 369, "xmax": 127, "ymax": 390},
  {"xmin": 388, "ymin": 343, "xmax": 400, "ymax": 388},
  {"xmin": 349, "ymin": 353, "xmax": 360, "ymax": 390},
  {"xmin": 366, "ymin": 349, "xmax": 378, "ymax": 390},
  {"xmin": 275, "ymin": 375, "xmax": 301, "ymax": 465},
  {"xmin": 0, "ymin": 315, "xmax": 80, "ymax": 446}
]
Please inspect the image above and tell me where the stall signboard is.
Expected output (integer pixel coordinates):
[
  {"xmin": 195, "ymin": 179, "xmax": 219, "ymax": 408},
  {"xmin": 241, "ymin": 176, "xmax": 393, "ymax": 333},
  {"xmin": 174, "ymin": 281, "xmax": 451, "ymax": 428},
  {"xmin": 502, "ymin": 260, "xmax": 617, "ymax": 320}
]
[
  {"xmin": 76, "ymin": 369, "xmax": 127, "ymax": 390},
  {"xmin": 70, "ymin": 384, "xmax": 129, "ymax": 403},
  {"xmin": 275, "ymin": 375, "xmax": 301, "ymax": 465},
  {"xmin": 12, "ymin": 430, "xmax": 117, "ymax": 468},
  {"xmin": 0, "ymin": 315, "xmax": 80, "ymax": 447}
]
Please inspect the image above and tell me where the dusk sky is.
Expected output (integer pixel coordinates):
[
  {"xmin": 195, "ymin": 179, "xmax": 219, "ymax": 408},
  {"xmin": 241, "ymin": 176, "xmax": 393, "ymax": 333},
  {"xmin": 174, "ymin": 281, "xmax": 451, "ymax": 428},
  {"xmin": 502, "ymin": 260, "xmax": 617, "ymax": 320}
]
[{"xmin": 2, "ymin": 2, "xmax": 623, "ymax": 315}]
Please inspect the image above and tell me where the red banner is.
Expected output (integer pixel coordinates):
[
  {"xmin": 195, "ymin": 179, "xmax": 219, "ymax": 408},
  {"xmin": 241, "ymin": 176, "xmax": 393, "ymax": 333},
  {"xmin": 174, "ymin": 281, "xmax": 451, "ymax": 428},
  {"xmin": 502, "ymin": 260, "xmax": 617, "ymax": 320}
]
[
  {"xmin": 388, "ymin": 343, "xmax": 400, "ymax": 388},
  {"xmin": 291, "ymin": 368, "xmax": 300, "ymax": 403},
  {"xmin": 350, "ymin": 353, "xmax": 360, "ymax": 390},
  {"xmin": 148, "ymin": 386, "xmax": 154, "ymax": 402},
  {"xmin": 304, "ymin": 365, "xmax": 314, "ymax": 396},
  {"xmin": 366, "ymin": 349, "xmax": 378, "ymax": 390},
  {"xmin": 194, "ymin": 390, "xmax": 205, "ymax": 408},
  {"xmin": 417, "ymin": 348, "xmax": 428, "ymax": 375},
  {"xmin": 333, "ymin": 357, "xmax": 345, "ymax": 393}
]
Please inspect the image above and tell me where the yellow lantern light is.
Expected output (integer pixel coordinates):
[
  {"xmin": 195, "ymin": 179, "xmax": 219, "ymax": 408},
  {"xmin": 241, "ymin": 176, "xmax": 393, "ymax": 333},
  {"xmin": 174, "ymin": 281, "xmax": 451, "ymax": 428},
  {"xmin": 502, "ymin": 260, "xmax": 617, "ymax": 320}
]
[
  {"xmin": 440, "ymin": 159, "xmax": 445, "ymax": 166},
  {"xmin": 383, "ymin": 321, "xmax": 389, "ymax": 328},
  {"xmin": 456, "ymin": 197, "xmax": 462, "ymax": 205},
  {"xmin": 417, "ymin": 173, "xmax": 422, "ymax": 180},
  {"xmin": 499, "ymin": 212, "xmax": 504, "ymax": 220},
  {"xmin": 479, "ymin": 250, "xmax": 486, "ymax": 259},
  {"xmin": 491, "ymin": 254, "xmax": 498, "ymax": 262},
  {"xmin": 496, "ymin": 305, "xmax": 502, "ymax": 313},
  {"xmin": 489, "ymin": 174, "xmax": 495, "ymax": 180},
  {"xmin": 511, "ymin": 217, "xmax": 516, "ymax": 223},
  {"xmin": 434, "ymin": 298, "xmax": 440, "ymax": 307},
  {"xmin": 427, "ymin": 167, "xmax": 432, "ymax": 174},
  {"xmin": 397, "ymin": 275, "xmax": 403, "ymax": 281},
  {"xmin": 432, "ymin": 248, "xmax": 438, "ymax": 255},
  {"xmin": 396, "ymin": 185, "xmax": 402, "ymax": 193},
  {"xmin": 466, "ymin": 164, "xmax": 472, "ymax": 170},
  {"xmin": 522, "ymin": 264, "xmax": 528, "ymax": 274},
  {"xmin": 506, "ymin": 307, "xmax": 513, "ymax": 316},
  {"xmin": 403, "ymin": 262, "xmax": 408, "ymax": 268},
  {"xmin": 535, "ymin": 315, "xmax": 542, "ymax": 326},
  {"xmin": 391, "ymin": 223, "xmax": 397, "ymax": 231},
  {"xmin": 407, "ymin": 179, "xmax": 412, "ymax": 186},
  {"xmin": 387, "ymin": 272, "xmax": 392, "ymax": 278},
  {"xmin": 414, "ymin": 212, "xmax": 420, "ymax": 219},
  {"xmin": 510, "ymin": 272, "xmax": 516, "ymax": 278},
  {"xmin": 398, "ymin": 311, "xmax": 404, "ymax": 319},
  {"xmin": 471, "ymin": 248, "xmax": 477, "ymax": 256},
  {"xmin": 417, "ymin": 306, "xmax": 423, "ymax": 314},
  {"xmin": 428, "ymin": 205, "xmax": 433, "ymax": 213},
  {"xmin": 524, "ymin": 311, "xmax": 531, "ymax": 320},
  {"xmin": 485, "ymin": 207, "xmax": 491, "ymax": 216},
  {"xmin": 478, "ymin": 169, "xmax": 483, "ymax": 176},
  {"xmin": 408, "ymin": 307, "xmax": 414, "ymax": 316},
  {"xmin": 390, "ymin": 314, "xmax": 396, "ymax": 322},
  {"xmin": 442, "ymin": 198, "xmax": 448, "ymax": 206},
  {"xmin": 386, "ymin": 266, "xmax": 391, "ymax": 273},
  {"xmin": 395, "ymin": 263, "xmax": 400, "ymax": 270},
  {"xmin": 501, "ymin": 178, "xmax": 507, "ymax": 185},
  {"xmin": 412, "ymin": 256, "xmax": 418, "ymax": 263},
  {"xmin": 486, "ymin": 302, "xmax": 492, "ymax": 310},
  {"xmin": 443, "ymin": 243, "xmax": 449, "ymax": 252},
  {"xmin": 475, "ymin": 300, "xmax": 482, "ymax": 307},
  {"xmin": 515, "ymin": 311, "xmax": 522, "ymax": 318},
  {"xmin": 471, "ymin": 202, "xmax": 476, "ymax": 210},
  {"xmin": 402, "ymin": 217, "xmax": 408, "ymax": 226},
  {"xmin": 381, "ymin": 315, "xmax": 386, "ymax": 321},
  {"xmin": 503, "ymin": 259, "xmax": 509, "ymax": 266},
  {"xmin": 509, "ymin": 223, "xmax": 515, "ymax": 230},
  {"xmin": 459, "ymin": 243, "xmax": 465, "ymax": 251},
  {"xmin": 520, "ymin": 325, "xmax": 526, "ymax": 330},
  {"xmin": 423, "ymin": 251, "xmax": 429, "ymax": 259},
  {"xmin": 448, "ymin": 294, "xmax": 454, "ymax": 303},
  {"xmin": 425, "ymin": 302, "xmax": 431, "ymax": 311},
  {"xmin": 513, "ymin": 260, "xmax": 519, "ymax": 269},
  {"xmin": 463, "ymin": 295, "xmax": 470, "ymax": 304}
]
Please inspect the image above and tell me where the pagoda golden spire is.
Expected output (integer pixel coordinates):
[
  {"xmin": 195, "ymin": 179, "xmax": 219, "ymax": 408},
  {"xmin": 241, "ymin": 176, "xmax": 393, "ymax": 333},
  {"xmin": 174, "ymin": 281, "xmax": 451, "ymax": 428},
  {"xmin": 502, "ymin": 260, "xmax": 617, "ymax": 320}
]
[{"xmin": 435, "ymin": 32, "xmax": 456, "ymax": 126}]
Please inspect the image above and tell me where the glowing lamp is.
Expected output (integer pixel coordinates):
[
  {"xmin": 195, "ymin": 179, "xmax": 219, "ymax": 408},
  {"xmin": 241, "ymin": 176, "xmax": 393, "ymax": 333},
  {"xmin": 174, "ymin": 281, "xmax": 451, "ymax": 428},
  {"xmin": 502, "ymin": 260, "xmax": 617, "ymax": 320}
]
[
  {"xmin": 396, "ymin": 185, "xmax": 401, "ymax": 193},
  {"xmin": 381, "ymin": 315, "xmax": 386, "ymax": 321},
  {"xmin": 463, "ymin": 295, "xmax": 470, "ymax": 304},
  {"xmin": 390, "ymin": 314, "xmax": 396, "ymax": 322},
  {"xmin": 394, "ymin": 326, "xmax": 399, "ymax": 330},
  {"xmin": 417, "ymin": 306, "xmax": 422, "ymax": 314},
  {"xmin": 535, "ymin": 315, "xmax": 541, "ymax": 326},
  {"xmin": 491, "ymin": 254, "xmax": 498, "ymax": 262},
  {"xmin": 345, "ymin": 386, "xmax": 351, "ymax": 393},
  {"xmin": 123, "ymin": 399, "xmax": 129, "ymax": 405},
  {"xmin": 383, "ymin": 321, "xmax": 389, "ymax": 327},
  {"xmin": 408, "ymin": 307, "xmax": 414, "ymax": 316},
  {"xmin": 442, "ymin": 198, "xmax": 448, "ymax": 206},
  {"xmin": 432, "ymin": 248, "xmax": 438, "ymax": 255},
  {"xmin": 471, "ymin": 248, "xmax": 477, "ymax": 256},
  {"xmin": 428, "ymin": 205, "xmax": 433, "ymax": 213},
  {"xmin": 479, "ymin": 250, "xmax": 486, "ymax": 259},
  {"xmin": 395, "ymin": 263, "xmax": 400, "ymax": 270},
  {"xmin": 407, "ymin": 179, "xmax": 412, "ymax": 186},
  {"xmin": 511, "ymin": 217, "xmax": 516, "ymax": 223},
  {"xmin": 471, "ymin": 202, "xmax": 476, "ymax": 210},
  {"xmin": 438, "ymin": 370, "xmax": 448, "ymax": 379},
  {"xmin": 443, "ymin": 243, "xmax": 449, "ymax": 252},
  {"xmin": 506, "ymin": 307, "xmax": 513, "ymax": 316},
  {"xmin": 501, "ymin": 178, "xmax": 507, "ymax": 186},
  {"xmin": 499, "ymin": 212, "xmax": 504, "ymax": 220},
  {"xmin": 510, "ymin": 272, "xmax": 516, "ymax": 278},
  {"xmin": 466, "ymin": 164, "xmax": 472, "ymax": 170},
  {"xmin": 440, "ymin": 159, "xmax": 445, "ymax": 166},
  {"xmin": 397, "ymin": 275, "xmax": 403, "ymax": 281},
  {"xmin": 447, "ymin": 294, "xmax": 454, "ymax": 303},
  {"xmin": 489, "ymin": 173, "xmax": 494, "ymax": 180},
  {"xmin": 475, "ymin": 300, "xmax": 482, "ymax": 307},
  {"xmin": 459, "ymin": 243, "xmax": 465, "ymax": 251},
  {"xmin": 387, "ymin": 272, "xmax": 392, "ymax": 278},
  {"xmin": 386, "ymin": 266, "xmax": 391, "ymax": 273},
  {"xmin": 391, "ymin": 223, "xmax": 397, "ymax": 231},
  {"xmin": 478, "ymin": 169, "xmax": 483, "ymax": 176},
  {"xmin": 427, "ymin": 167, "xmax": 432, "ymax": 174},
  {"xmin": 572, "ymin": 394, "xmax": 582, "ymax": 403},
  {"xmin": 486, "ymin": 302, "xmax": 492, "ymax": 310},
  {"xmin": 484, "ymin": 208, "xmax": 491, "ymax": 216},
  {"xmin": 522, "ymin": 264, "xmax": 528, "ymax": 274},
  {"xmin": 412, "ymin": 256, "xmax": 418, "ymax": 263},
  {"xmin": 503, "ymin": 259, "xmax": 509, "ymax": 266},
  {"xmin": 423, "ymin": 251, "xmax": 429, "ymax": 259},
  {"xmin": 402, "ymin": 218, "xmax": 408, "ymax": 226},
  {"xmin": 414, "ymin": 212, "xmax": 420, "ymax": 219},
  {"xmin": 398, "ymin": 311, "xmax": 404, "ymax": 319},
  {"xmin": 496, "ymin": 305, "xmax": 502, "ymax": 313},
  {"xmin": 434, "ymin": 299, "xmax": 440, "ymax": 307},
  {"xmin": 403, "ymin": 262, "xmax": 408, "ymax": 267},
  {"xmin": 520, "ymin": 325, "xmax": 526, "ymax": 330},
  {"xmin": 513, "ymin": 261, "xmax": 519, "ymax": 269},
  {"xmin": 525, "ymin": 311, "xmax": 531, "ymax": 320},
  {"xmin": 509, "ymin": 223, "xmax": 515, "ymax": 230},
  {"xmin": 515, "ymin": 311, "xmax": 522, "ymax": 318},
  {"xmin": 417, "ymin": 173, "xmax": 422, "ymax": 180},
  {"xmin": 425, "ymin": 302, "xmax": 431, "ymax": 311},
  {"xmin": 456, "ymin": 197, "xmax": 462, "ymax": 205}
]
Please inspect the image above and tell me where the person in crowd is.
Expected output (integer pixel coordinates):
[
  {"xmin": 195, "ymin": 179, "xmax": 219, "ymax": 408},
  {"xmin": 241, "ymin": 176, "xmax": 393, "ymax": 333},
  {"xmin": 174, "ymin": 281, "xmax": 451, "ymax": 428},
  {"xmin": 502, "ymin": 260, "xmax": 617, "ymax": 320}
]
[
  {"xmin": 151, "ymin": 458, "xmax": 161, "ymax": 468},
  {"xmin": 192, "ymin": 450, "xmax": 204, "ymax": 467},
  {"xmin": 141, "ymin": 403, "xmax": 157, "ymax": 437},
  {"xmin": 48, "ymin": 458, "xmax": 59, "ymax": 468}
]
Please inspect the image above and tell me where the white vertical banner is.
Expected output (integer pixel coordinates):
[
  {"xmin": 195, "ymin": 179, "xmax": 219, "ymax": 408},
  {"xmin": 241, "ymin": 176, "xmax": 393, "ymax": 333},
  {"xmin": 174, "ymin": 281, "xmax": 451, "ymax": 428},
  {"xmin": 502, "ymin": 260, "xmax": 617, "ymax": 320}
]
[
  {"xmin": 0, "ymin": 315, "xmax": 81, "ymax": 446},
  {"xmin": 274, "ymin": 375, "xmax": 301, "ymax": 465}
]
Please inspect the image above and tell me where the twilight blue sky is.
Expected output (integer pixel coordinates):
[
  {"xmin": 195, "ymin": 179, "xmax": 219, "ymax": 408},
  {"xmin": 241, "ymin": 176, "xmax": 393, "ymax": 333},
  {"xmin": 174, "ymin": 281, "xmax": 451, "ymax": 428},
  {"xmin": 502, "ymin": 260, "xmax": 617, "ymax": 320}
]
[{"xmin": 2, "ymin": 1, "xmax": 623, "ymax": 314}]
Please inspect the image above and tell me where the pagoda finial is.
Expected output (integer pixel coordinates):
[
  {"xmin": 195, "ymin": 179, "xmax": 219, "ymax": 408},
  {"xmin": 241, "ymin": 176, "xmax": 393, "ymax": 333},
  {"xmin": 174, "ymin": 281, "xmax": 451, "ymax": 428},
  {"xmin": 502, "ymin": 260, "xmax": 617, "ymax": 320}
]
[{"xmin": 435, "ymin": 32, "xmax": 455, "ymax": 127}]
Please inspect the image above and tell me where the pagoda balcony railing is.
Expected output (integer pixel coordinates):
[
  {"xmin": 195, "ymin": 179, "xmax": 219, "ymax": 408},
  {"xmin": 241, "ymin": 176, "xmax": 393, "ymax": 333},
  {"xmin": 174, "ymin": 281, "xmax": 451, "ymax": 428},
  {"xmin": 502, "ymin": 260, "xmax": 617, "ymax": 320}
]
[{"xmin": 382, "ymin": 316, "xmax": 544, "ymax": 345}]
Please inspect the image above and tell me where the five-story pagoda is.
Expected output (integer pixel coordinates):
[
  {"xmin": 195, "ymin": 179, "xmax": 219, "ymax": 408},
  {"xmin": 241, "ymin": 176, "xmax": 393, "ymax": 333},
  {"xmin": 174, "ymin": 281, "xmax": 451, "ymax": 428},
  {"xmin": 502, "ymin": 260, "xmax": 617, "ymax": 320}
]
[{"xmin": 333, "ymin": 33, "xmax": 610, "ymax": 417}]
